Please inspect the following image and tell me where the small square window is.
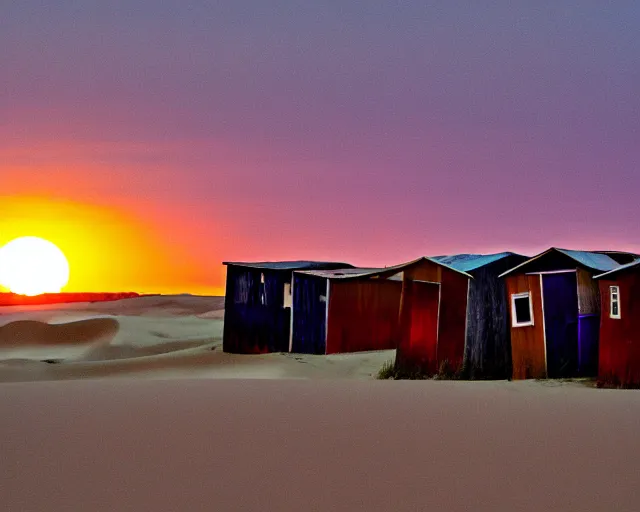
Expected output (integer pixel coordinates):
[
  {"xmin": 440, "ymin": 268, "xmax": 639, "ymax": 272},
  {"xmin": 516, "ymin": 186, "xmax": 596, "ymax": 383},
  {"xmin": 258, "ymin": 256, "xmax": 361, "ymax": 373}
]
[
  {"xmin": 610, "ymin": 286, "xmax": 621, "ymax": 319},
  {"xmin": 512, "ymin": 292, "xmax": 534, "ymax": 327}
]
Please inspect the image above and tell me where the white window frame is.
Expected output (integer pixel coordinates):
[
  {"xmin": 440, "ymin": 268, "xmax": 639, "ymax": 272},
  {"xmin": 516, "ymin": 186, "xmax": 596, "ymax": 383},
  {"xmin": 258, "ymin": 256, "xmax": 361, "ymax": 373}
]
[
  {"xmin": 511, "ymin": 292, "xmax": 534, "ymax": 328},
  {"xmin": 610, "ymin": 285, "xmax": 621, "ymax": 319}
]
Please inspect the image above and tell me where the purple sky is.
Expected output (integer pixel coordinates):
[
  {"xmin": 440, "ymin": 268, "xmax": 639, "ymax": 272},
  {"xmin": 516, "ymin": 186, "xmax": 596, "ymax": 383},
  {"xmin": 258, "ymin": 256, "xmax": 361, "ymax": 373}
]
[{"xmin": 2, "ymin": 1, "xmax": 640, "ymax": 289}]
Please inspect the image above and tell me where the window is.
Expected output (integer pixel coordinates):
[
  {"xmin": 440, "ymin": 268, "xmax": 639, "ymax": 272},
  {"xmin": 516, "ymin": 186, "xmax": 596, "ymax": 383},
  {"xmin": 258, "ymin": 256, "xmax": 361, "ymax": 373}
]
[
  {"xmin": 511, "ymin": 292, "xmax": 534, "ymax": 327},
  {"xmin": 283, "ymin": 282, "xmax": 292, "ymax": 308},
  {"xmin": 610, "ymin": 286, "xmax": 621, "ymax": 319}
]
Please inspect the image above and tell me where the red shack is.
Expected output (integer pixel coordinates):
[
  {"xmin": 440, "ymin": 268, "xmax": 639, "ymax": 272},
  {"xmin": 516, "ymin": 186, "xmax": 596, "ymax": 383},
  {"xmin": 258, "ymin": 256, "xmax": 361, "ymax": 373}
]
[
  {"xmin": 594, "ymin": 259, "xmax": 640, "ymax": 388},
  {"xmin": 395, "ymin": 257, "xmax": 472, "ymax": 375},
  {"xmin": 291, "ymin": 266, "xmax": 404, "ymax": 354}
]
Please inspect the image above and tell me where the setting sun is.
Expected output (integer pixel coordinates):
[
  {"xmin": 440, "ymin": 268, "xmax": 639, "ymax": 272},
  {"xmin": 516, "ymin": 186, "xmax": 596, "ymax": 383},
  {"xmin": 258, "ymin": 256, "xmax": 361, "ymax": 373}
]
[{"xmin": 0, "ymin": 237, "xmax": 70, "ymax": 296}]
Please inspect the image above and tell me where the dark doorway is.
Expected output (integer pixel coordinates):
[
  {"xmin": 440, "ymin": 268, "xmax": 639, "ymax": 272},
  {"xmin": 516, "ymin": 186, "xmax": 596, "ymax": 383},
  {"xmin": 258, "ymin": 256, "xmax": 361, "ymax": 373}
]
[{"xmin": 542, "ymin": 272, "xmax": 579, "ymax": 378}]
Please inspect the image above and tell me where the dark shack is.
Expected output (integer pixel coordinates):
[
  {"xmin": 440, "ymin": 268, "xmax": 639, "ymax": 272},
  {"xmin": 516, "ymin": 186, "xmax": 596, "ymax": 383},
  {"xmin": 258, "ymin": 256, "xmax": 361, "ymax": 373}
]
[
  {"xmin": 594, "ymin": 260, "xmax": 640, "ymax": 388},
  {"xmin": 394, "ymin": 257, "xmax": 473, "ymax": 376},
  {"xmin": 434, "ymin": 252, "xmax": 529, "ymax": 379},
  {"xmin": 223, "ymin": 260, "xmax": 353, "ymax": 354},
  {"xmin": 499, "ymin": 248, "xmax": 620, "ymax": 379},
  {"xmin": 291, "ymin": 266, "xmax": 404, "ymax": 355}
]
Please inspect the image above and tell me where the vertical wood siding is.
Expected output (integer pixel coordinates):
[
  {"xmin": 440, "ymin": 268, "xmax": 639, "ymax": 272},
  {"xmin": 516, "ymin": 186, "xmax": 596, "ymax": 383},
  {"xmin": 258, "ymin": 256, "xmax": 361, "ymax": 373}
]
[
  {"xmin": 223, "ymin": 267, "xmax": 291, "ymax": 354},
  {"xmin": 325, "ymin": 279, "xmax": 402, "ymax": 354},
  {"xmin": 396, "ymin": 260, "xmax": 469, "ymax": 375},
  {"xmin": 291, "ymin": 275, "xmax": 328, "ymax": 354},
  {"xmin": 598, "ymin": 274, "xmax": 640, "ymax": 387},
  {"xmin": 464, "ymin": 256, "xmax": 526, "ymax": 379},
  {"xmin": 436, "ymin": 269, "xmax": 469, "ymax": 372},
  {"xmin": 577, "ymin": 268, "xmax": 600, "ymax": 315},
  {"xmin": 396, "ymin": 281, "xmax": 440, "ymax": 374},
  {"xmin": 506, "ymin": 275, "xmax": 547, "ymax": 379}
]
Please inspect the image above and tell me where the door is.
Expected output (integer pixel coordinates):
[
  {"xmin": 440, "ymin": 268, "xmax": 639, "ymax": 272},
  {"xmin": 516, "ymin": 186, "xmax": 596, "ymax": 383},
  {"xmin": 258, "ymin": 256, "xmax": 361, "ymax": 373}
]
[
  {"xmin": 398, "ymin": 280, "xmax": 440, "ymax": 374},
  {"xmin": 542, "ymin": 272, "xmax": 579, "ymax": 378}
]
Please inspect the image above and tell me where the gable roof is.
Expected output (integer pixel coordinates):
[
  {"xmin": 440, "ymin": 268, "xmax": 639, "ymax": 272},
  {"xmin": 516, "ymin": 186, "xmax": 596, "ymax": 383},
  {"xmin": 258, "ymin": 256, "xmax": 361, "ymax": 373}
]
[
  {"xmin": 433, "ymin": 252, "xmax": 526, "ymax": 272},
  {"xmin": 499, "ymin": 248, "xmax": 620, "ymax": 278},
  {"xmin": 594, "ymin": 258, "xmax": 640, "ymax": 280},
  {"xmin": 296, "ymin": 256, "xmax": 473, "ymax": 280},
  {"xmin": 223, "ymin": 261, "xmax": 354, "ymax": 271}
]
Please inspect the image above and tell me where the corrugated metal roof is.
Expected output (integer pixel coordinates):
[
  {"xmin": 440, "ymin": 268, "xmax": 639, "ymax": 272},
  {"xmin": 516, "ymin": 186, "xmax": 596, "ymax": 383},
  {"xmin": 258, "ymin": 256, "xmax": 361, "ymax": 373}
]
[
  {"xmin": 295, "ymin": 267, "xmax": 383, "ymax": 279},
  {"xmin": 499, "ymin": 248, "xmax": 620, "ymax": 278},
  {"xmin": 594, "ymin": 258, "xmax": 640, "ymax": 279},
  {"xmin": 433, "ymin": 252, "xmax": 524, "ymax": 272},
  {"xmin": 296, "ymin": 256, "xmax": 473, "ymax": 280},
  {"xmin": 223, "ymin": 261, "xmax": 354, "ymax": 271},
  {"xmin": 556, "ymin": 249, "xmax": 620, "ymax": 272}
]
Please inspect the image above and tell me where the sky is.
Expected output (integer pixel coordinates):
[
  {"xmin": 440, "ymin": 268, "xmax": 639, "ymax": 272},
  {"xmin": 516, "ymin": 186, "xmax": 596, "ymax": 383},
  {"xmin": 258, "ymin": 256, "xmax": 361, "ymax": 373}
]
[{"xmin": 1, "ymin": 1, "xmax": 639, "ymax": 294}]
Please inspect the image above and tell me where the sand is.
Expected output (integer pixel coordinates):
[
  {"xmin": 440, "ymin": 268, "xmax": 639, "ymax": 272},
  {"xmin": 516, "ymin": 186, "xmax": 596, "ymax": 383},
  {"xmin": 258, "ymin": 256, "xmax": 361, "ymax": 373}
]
[
  {"xmin": 1, "ymin": 295, "xmax": 639, "ymax": 511},
  {"xmin": 0, "ymin": 295, "xmax": 393, "ymax": 381},
  {"xmin": 2, "ymin": 378, "xmax": 640, "ymax": 511}
]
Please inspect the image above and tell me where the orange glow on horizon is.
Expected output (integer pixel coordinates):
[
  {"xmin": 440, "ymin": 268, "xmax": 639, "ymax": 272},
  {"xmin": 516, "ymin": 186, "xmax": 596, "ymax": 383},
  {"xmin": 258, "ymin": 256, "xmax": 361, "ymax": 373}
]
[{"xmin": 0, "ymin": 196, "xmax": 223, "ymax": 296}]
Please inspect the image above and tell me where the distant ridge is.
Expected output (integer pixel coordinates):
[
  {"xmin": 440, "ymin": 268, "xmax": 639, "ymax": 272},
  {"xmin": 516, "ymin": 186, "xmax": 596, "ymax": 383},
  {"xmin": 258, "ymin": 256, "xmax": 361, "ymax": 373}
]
[{"xmin": 0, "ymin": 292, "xmax": 145, "ymax": 307}]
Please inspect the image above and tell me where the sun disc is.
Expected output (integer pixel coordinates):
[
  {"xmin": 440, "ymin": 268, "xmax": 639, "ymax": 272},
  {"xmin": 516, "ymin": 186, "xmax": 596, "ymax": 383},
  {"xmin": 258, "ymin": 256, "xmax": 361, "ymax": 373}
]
[{"xmin": 0, "ymin": 237, "xmax": 70, "ymax": 296}]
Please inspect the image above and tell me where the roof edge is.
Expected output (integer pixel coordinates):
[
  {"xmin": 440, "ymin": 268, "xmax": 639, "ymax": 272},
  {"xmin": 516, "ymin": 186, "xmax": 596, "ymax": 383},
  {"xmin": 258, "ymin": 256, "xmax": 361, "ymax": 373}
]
[
  {"xmin": 594, "ymin": 259, "xmax": 640, "ymax": 280},
  {"xmin": 294, "ymin": 256, "xmax": 473, "ymax": 280}
]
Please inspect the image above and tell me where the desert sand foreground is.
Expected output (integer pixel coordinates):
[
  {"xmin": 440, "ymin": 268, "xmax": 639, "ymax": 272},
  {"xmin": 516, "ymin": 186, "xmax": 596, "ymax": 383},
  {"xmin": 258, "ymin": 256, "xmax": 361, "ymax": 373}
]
[
  {"xmin": 1, "ymin": 378, "xmax": 639, "ymax": 511},
  {"xmin": 2, "ymin": 296, "xmax": 640, "ymax": 511},
  {"xmin": 0, "ymin": 295, "xmax": 392, "ymax": 382}
]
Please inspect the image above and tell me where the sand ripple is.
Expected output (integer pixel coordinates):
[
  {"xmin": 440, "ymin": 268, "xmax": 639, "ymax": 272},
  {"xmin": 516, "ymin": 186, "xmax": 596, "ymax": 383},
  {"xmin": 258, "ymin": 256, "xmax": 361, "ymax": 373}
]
[{"xmin": 0, "ymin": 318, "xmax": 120, "ymax": 346}]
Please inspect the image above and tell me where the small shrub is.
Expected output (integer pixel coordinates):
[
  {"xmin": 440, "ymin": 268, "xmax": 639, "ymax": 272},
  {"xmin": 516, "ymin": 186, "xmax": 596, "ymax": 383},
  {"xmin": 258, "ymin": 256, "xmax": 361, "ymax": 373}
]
[
  {"xmin": 376, "ymin": 359, "xmax": 397, "ymax": 380},
  {"xmin": 376, "ymin": 359, "xmax": 434, "ymax": 380}
]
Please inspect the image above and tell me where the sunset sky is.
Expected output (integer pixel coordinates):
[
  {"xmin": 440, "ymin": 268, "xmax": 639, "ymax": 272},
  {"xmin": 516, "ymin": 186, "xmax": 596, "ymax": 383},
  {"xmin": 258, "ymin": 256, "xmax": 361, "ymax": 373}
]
[{"xmin": 2, "ymin": 1, "xmax": 639, "ymax": 294}]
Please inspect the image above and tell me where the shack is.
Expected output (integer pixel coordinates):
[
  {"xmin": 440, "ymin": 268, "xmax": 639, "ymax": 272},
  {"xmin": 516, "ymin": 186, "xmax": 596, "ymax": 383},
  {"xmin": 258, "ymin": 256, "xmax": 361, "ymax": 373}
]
[
  {"xmin": 594, "ymin": 259, "xmax": 640, "ymax": 388},
  {"xmin": 434, "ymin": 252, "xmax": 529, "ymax": 379},
  {"xmin": 290, "ymin": 267, "xmax": 403, "ymax": 354},
  {"xmin": 394, "ymin": 257, "xmax": 473, "ymax": 376},
  {"xmin": 499, "ymin": 248, "xmax": 620, "ymax": 379},
  {"xmin": 223, "ymin": 260, "xmax": 353, "ymax": 354}
]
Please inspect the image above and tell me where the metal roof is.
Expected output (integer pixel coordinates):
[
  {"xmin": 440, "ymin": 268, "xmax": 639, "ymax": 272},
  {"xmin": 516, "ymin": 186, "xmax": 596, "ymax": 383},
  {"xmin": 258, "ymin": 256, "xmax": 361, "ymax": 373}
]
[
  {"xmin": 594, "ymin": 258, "xmax": 640, "ymax": 280},
  {"xmin": 223, "ymin": 261, "xmax": 354, "ymax": 271},
  {"xmin": 499, "ymin": 248, "xmax": 620, "ymax": 278},
  {"xmin": 295, "ymin": 267, "xmax": 386, "ymax": 279},
  {"xmin": 433, "ymin": 252, "xmax": 525, "ymax": 272},
  {"xmin": 296, "ymin": 256, "xmax": 473, "ymax": 280}
]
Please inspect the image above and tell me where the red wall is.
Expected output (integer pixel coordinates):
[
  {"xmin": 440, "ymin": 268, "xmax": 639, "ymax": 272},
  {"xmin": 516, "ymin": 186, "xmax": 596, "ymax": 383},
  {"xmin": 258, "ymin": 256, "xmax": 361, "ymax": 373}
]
[
  {"xmin": 325, "ymin": 279, "xmax": 402, "ymax": 354},
  {"xmin": 598, "ymin": 273, "xmax": 640, "ymax": 387},
  {"xmin": 396, "ymin": 261, "xmax": 469, "ymax": 375},
  {"xmin": 436, "ymin": 269, "xmax": 469, "ymax": 372},
  {"xmin": 397, "ymin": 280, "xmax": 440, "ymax": 374}
]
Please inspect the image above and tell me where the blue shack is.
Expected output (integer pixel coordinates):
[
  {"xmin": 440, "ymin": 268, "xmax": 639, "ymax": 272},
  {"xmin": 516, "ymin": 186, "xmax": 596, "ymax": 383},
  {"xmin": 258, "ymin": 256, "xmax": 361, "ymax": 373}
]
[{"xmin": 222, "ymin": 260, "xmax": 353, "ymax": 354}]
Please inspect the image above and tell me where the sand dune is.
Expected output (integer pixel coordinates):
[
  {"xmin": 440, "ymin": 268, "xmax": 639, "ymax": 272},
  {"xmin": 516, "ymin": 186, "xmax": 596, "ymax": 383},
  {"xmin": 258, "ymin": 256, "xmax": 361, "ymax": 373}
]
[
  {"xmin": 0, "ymin": 295, "xmax": 391, "ymax": 382},
  {"xmin": 0, "ymin": 318, "xmax": 119, "ymax": 346}
]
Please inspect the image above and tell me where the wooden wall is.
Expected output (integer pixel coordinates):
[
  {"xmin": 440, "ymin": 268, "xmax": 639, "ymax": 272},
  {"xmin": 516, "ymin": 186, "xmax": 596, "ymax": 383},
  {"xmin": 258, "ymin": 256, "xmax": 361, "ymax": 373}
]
[
  {"xmin": 223, "ymin": 267, "xmax": 291, "ymax": 354},
  {"xmin": 396, "ymin": 260, "xmax": 469, "ymax": 375},
  {"xmin": 506, "ymin": 274, "xmax": 547, "ymax": 379},
  {"xmin": 291, "ymin": 274, "xmax": 328, "ymax": 355},
  {"xmin": 437, "ymin": 268, "xmax": 470, "ymax": 372},
  {"xmin": 598, "ymin": 273, "xmax": 640, "ymax": 387},
  {"xmin": 464, "ymin": 255, "xmax": 527, "ymax": 379},
  {"xmin": 325, "ymin": 279, "xmax": 402, "ymax": 354},
  {"xmin": 577, "ymin": 268, "xmax": 600, "ymax": 315},
  {"xmin": 396, "ymin": 280, "xmax": 440, "ymax": 374}
]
